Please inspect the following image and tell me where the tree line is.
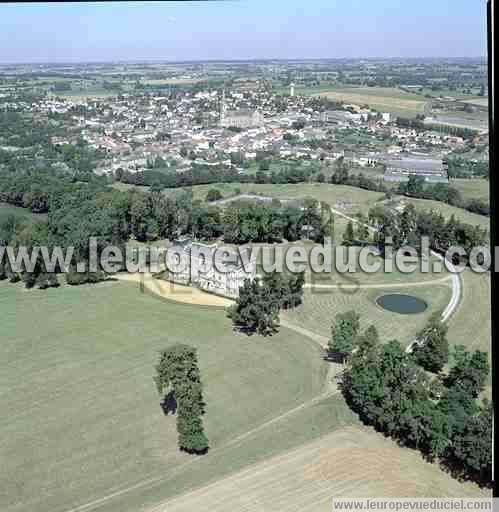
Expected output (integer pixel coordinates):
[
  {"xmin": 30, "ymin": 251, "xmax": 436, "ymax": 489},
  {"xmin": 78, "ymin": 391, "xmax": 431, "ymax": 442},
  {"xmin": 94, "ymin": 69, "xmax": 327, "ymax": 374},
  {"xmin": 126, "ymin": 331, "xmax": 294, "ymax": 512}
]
[
  {"xmin": 329, "ymin": 311, "xmax": 491, "ymax": 486},
  {"xmin": 397, "ymin": 175, "xmax": 489, "ymax": 217},
  {"xmin": 369, "ymin": 203, "xmax": 488, "ymax": 263},
  {"xmin": 0, "ymin": 169, "xmax": 332, "ymax": 289}
]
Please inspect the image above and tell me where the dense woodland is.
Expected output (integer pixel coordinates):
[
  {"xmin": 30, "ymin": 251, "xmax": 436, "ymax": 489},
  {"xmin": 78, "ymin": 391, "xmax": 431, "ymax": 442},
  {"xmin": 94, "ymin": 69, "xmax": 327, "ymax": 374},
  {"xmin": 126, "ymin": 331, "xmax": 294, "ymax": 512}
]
[
  {"xmin": 0, "ymin": 163, "xmax": 489, "ymax": 289},
  {"xmin": 369, "ymin": 203, "xmax": 488, "ymax": 261}
]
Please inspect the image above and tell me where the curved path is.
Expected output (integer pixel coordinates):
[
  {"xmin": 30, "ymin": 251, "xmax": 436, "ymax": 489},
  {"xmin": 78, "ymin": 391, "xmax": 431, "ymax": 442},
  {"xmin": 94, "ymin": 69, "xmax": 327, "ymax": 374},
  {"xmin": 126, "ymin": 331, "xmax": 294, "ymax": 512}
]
[
  {"xmin": 303, "ymin": 275, "xmax": 452, "ymax": 290},
  {"xmin": 59, "ymin": 288, "xmax": 340, "ymax": 512},
  {"xmin": 328, "ymin": 204, "xmax": 462, "ymax": 324},
  {"xmin": 61, "ymin": 198, "xmax": 464, "ymax": 512}
]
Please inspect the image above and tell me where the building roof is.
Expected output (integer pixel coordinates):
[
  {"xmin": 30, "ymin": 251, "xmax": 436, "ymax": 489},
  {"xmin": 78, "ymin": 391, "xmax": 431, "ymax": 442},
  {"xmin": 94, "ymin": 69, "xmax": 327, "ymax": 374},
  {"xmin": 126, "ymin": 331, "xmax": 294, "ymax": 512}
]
[{"xmin": 385, "ymin": 158, "xmax": 446, "ymax": 172}]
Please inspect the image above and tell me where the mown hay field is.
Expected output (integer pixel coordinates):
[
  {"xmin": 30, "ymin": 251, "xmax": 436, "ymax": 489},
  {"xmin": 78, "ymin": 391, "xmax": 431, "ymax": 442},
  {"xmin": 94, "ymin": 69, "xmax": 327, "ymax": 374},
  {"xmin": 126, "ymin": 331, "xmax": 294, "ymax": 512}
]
[{"xmin": 0, "ymin": 280, "xmax": 329, "ymax": 512}]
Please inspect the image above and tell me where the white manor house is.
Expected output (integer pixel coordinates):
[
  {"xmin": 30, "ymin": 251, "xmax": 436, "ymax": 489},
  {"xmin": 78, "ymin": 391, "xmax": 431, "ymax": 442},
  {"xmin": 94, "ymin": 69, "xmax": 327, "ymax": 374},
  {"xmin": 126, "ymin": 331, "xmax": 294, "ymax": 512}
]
[{"xmin": 164, "ymin": 238, "xmax": 257, "ymax": 299}]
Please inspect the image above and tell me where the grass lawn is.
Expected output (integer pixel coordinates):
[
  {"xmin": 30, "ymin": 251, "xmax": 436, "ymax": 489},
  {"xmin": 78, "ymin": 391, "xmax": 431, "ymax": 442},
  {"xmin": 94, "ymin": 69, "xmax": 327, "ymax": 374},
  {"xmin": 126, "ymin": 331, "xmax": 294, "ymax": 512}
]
[
  {"xmin": 451, "ymin": 178, "xmax": 490, "ymax": 203},
  {"xmin": 102, "ymin": 395, "xmax": 358, "ymax": 512},
  {"xmin": 55, "ymin": 87, "xmax": 120, "ymax": 100},
  {"xmin": 461, "ymin": 97, "xmax": 489, "ymax": 108},
  {"xmin": 163, "ymin": 183, "xmax": 385, "ymax": 215},
  {"xmin": 275, "ymin": 84, "xmax": 427, "ymax": 117},
  {"xmin": 0, "ymin": 280, "xmax": 330, "ymax": 512},
  {"xmin": 447, "ymin": 269, "xmax": 491, "ymax": 373},
  {"xmin": 163, "ymin": 182, "xmax": 489, "ymax": 232},
  {"xmin": 398, "ymin": 196, "xmax": 490, "ymax": 231},
  {"xmin": 254, "ymin": 242, "xmax": 450, "ymax": 285},
  {"xmin": 282, "ymin": 283, "xmax": 452, "ymax": 345},
  {"xmin": 142, "ymin": 78, "xmax": 202, "ymax": 86}
]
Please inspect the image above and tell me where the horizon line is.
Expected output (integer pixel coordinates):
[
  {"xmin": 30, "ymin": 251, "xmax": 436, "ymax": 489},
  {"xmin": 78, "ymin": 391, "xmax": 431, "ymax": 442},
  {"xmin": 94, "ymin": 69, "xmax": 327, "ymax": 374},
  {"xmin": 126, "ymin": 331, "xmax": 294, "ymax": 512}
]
[{"xmin": 0, "ymin": 56, "xmax": 488, "ymax": 67}]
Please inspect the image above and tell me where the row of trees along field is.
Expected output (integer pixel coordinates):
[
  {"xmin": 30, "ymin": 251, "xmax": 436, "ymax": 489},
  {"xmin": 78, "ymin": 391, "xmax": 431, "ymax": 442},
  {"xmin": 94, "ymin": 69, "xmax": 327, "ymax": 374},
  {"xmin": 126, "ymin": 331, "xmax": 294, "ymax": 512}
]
[
  {"xmin": 368, "ymin": 203, "xmax": 488, "ymax": 261},
  {"xmin": 0, "ymin": 170, "xmax": 331, "ymax": 288},
  {"xmin": 396, "ymin": 175, "xmax": 489, "ymax": 216},
  {"xmin": 328, "ymin": 311, "xmax": 491, "ymax": 486},
  {"xmin": 0, "ymin": 171, "xmax": 488, "ymax": 292},
  {"xmin": 116, "ymin": 153, "xmax": 489, "ymax": 218}
]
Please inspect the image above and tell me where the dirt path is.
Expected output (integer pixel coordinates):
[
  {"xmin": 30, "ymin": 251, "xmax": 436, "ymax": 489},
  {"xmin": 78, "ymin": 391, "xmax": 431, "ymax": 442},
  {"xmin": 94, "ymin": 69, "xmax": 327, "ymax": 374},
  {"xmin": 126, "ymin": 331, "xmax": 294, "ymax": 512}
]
[
  {"xmin": 328, "ymin": 204, "xmax": 462, "ymax": 324},
  {"xmin": 115, "ymin": 272, "xmax": 233, "ymax": 307}
]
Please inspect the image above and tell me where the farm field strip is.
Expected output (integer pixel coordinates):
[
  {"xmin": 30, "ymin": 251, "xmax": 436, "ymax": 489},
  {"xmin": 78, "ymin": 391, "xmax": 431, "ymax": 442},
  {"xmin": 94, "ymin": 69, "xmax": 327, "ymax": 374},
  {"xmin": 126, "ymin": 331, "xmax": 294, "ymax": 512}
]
[{"xmin": 151, "ymin": 426, "xmax": 487, "ymax": 512}]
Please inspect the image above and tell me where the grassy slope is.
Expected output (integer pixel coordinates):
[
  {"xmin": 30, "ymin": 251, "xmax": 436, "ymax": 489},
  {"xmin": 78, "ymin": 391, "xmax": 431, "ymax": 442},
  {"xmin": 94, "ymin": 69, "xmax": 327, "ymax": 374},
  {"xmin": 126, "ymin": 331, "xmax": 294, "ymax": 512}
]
[
  {"xmin": 163, "ymin": 182, "xmax": 385, "ymax": 214},
  {"xmin": 451, "ymin": 179, "xmax": 490, "ymax": 203},
  {"xmin": 0, "ymin": 281, "xmax": 329, "ymax": 512},
  {"xmin": 160, "ymin": 182, "xmax": 489, "ymax": 233},
  {"xmin": 104, "ymin": 396, "xmax": 357, "ymax": 512},
  {"xmin": 400, "ymin": 196, "xmax": 490, "ymax": 230},
  {"xmin": 282, "ymin": 283, "xmax": 452, "ymax": 345},
  {"xmin": 447, "ymin": 269, "xmax": 491, "ymax": 362}
]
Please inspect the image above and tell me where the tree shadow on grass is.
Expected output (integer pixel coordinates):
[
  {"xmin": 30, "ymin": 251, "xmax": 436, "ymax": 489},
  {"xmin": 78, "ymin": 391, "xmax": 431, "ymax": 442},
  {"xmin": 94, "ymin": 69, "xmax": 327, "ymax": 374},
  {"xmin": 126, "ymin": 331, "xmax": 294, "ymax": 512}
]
[{"xmin": 160, "ymin": 390, "xmax": 177, "ymax": 416}]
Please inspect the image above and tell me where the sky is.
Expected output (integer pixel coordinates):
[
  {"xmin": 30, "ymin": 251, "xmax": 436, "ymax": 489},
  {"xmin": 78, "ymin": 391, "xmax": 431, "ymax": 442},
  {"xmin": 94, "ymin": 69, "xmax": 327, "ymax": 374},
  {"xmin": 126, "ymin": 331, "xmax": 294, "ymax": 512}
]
[{"xmin": 0, "ymin": 0, "xmax": 488, "ymax": 63}]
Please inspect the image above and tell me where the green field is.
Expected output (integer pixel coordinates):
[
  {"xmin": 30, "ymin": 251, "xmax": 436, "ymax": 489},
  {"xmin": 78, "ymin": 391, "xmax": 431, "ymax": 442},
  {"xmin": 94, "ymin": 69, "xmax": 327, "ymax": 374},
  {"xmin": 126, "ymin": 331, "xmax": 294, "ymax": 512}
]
[
  {"xmin": 282, "ymin": 283, "xmax": 452, "ymax": 345},
  {"xmin": 451, "ymin": 178, "xmax": 490, "ymax": 203},
  {"xmin": 447, "ymin": 269, "xmax": 491, "ymax": 359},
  {"xmin": 399, "ymin": 196, "xmax": 490, "ymax": 231},
  {"xmin": 163, "ymin": 182, "xmax": 385, "ymax": 214},
  {"xmin": 276, "ymin": 84, "xmax": 427, "ymax": 117},
  {"xmin": 461, "ymin": 97, "xmax": 489, "ymax": 108},
  {"xmin": 91, "ymin": 394, "xmax": 357, "ymax": 512},
  {"xmin": 253, "ymin": 242, "xmax": 451, "ymax": 285},
  {"xmin": 0, "ymin": 280, "xmax": 335, "ymax": 512},
  {"xmin": 54, "ymin": 87, "xmax": 120, "ymax": 100},
  {"xmin": 310, "ymin": 86, "xmax": 426, "ymax": 118},
  {"xmin": 160, "ymin": 182, "xmax": 489, "ymax": 231}
]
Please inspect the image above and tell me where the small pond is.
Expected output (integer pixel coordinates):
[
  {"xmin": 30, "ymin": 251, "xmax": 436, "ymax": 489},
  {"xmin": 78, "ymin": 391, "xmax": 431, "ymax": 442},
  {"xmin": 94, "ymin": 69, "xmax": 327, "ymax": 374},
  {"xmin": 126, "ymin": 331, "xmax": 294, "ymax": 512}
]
[{"xmin": 376, "ymin": 294, "xmax": 428, "ymax": 315}]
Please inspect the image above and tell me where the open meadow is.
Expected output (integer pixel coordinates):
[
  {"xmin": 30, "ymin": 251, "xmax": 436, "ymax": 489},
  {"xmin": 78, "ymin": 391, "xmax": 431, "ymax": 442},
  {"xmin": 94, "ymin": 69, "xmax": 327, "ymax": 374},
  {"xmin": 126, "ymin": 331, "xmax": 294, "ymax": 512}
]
[
  {"xmin": 447, "ymin": 269, "xmax": 492, "ymax": 390},
  {"xmin": 0, "ymin": 280, "xmax": 332, "ymax": 512},
  {"xmin": 159, "ymin": 182, "xmax": 490, "ymax": 233},
  {"xmin": 162, "ymin": 182, "xmax": 385, "ymax": 214},
  {"xmin": 282, "ymin": 282, "xmax": 452, "ymax": 345},
  {"xmin": 451, "ymin": 178, "xmax": 490, "ymax": 203},
  {"xmin": 309, "ymin": 86, "xmax": 427, "ymax": 118},
  {"xmin": 151, "ymin": 425, "xmax": 488, "ymax": 512}
]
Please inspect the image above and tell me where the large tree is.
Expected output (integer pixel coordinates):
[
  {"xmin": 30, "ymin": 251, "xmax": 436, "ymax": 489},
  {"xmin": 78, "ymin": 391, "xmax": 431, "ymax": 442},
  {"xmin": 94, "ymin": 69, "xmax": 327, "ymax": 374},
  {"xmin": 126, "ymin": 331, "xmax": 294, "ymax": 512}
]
[
  {"xmin": 329, "ymin": 310, "xmax": 360, "ymax": 361},
  {"xmin": 228, "ymin": 278, "xmax": 280, "ymax": 336},
  {"xmin": 444, "ymin": 346, "xmax": 489, "ymax": 399},
  {"xmin": 413, "ymin": 314, "xmax": 449, "ymax": 373},
  {"xmin": 155, "ymin": 345, "xmax": 209, "ymax": 454}
]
